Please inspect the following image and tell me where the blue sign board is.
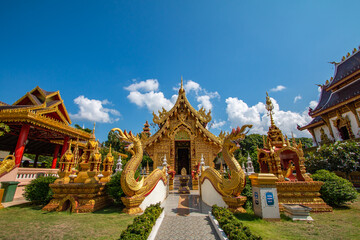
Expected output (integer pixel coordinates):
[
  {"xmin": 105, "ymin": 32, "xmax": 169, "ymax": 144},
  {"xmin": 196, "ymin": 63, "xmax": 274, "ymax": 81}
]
[{"xmin": 266, "ymin": 192, "xmax": 274, "ymax": 206}]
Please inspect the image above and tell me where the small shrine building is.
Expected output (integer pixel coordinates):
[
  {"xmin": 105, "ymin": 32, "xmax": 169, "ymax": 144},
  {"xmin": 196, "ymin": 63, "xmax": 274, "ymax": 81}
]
[
  {"xmin": 142, "ymin": 79, "xmax": 222, "ymax": 174},
  {"xmin": 0, "ymin": 86, "xmax": 91, "ymax": 168},
  {"xmin": 298, "ymin": 47, "xmax": 360, "ymax": 145},
  {"xmin": 259, "ymin": 93, "xmax": 332, "ymax": 212}
]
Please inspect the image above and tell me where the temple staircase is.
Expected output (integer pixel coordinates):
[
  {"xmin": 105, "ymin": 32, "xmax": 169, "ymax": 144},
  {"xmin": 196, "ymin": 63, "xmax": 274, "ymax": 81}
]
[
  {"xmin": 173, "ymin": 175, "xmax": 192, "ymax": 191},
  {"xmin": 173, "ymin": 175, "xmax": 180, "ymax": 190}
]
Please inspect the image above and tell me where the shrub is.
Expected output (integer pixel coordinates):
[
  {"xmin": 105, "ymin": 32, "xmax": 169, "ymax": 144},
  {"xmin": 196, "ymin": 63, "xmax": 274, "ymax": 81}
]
[
  {"xmin": 242, "ymin": 176, "xmax": 253, "ymax": 210},
  {"xmin": 106, "ymin": 172, "xmax": 124, "ymax": 205},
  {"xmin": 306, "ymin": 140, "xmax": 360, "ymax": 174},
  {"xmin": 23, "ymin": 176, "xmax": 57, "ymax": 205},
  {"xmin": 311, "ymin": 170, "xmax": 358, "ymax": 206},
  {"xmin": 212, "ymin": 205, "xmax": 261, "ymax": 240},
  {"xmin": 119, "ymin": 203, "xmax": 163, "ymax": 240}
]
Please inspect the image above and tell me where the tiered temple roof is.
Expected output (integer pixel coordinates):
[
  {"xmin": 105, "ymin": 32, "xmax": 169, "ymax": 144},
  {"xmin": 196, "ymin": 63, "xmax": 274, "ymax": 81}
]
[
  {"xmin": 0, "ymin": 86, "xmax": 91, "ymax": 156},
  {"xmin": 299, "ymin": 47, "xmax": 360, "ymax": 132}
]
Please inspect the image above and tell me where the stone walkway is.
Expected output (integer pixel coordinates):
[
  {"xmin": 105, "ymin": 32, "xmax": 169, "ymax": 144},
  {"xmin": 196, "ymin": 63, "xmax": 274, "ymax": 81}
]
[{"xmin": 155, "ymin": 190, "xmax": 220, "ymax": 240}]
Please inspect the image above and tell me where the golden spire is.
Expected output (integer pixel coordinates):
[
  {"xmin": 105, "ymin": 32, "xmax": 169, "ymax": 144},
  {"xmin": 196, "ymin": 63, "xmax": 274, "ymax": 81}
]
[
  {"xmin": 180, "ymin": 76, "xmax": 184, "ymax": 91},
  {"xmin": 265, "ymin": 92, "xmax": 275, "ymax": 126},
  {"xmin": 91, "ymin": 122, "xmax": 96, "ymax": 139}
]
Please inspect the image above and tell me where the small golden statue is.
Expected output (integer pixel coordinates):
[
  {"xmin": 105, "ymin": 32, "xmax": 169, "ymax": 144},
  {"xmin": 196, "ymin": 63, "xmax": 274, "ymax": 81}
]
[{"xmin": 179, "ymin": 167, "xmax": 190, "ymax": 194}]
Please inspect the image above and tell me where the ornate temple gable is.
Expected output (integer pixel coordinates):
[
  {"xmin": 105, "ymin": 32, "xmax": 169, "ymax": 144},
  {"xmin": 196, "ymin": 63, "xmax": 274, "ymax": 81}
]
[
  {"xmin": 145, "ymin": 79, "xmax": 220, "ymax": 148},
  {"xmin": 5, "ymin": 86, "xmax": 72, "ymax": 125},
  {"xmin": 152, "ymin": 78, "xmax": 212, "ymax": 128}
]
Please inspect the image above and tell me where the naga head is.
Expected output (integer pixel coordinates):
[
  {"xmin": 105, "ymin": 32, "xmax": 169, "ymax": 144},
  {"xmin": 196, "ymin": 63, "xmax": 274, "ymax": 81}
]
[
  {"xmin": 224, "ymin": 125, "xmax": 252, "ymax": 153},
  {"xmin": 111, "ymin": 128, "xmax": 141, "ymax": 155}
]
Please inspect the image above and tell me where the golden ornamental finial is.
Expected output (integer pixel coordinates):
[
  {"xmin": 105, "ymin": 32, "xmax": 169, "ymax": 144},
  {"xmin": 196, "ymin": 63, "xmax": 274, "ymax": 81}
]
[
  {"xmin": 91, "ymin": 122, "xmax": 96, "ymax": 139},
  {"xmin": 181, "ymin": 76, "xmax": 184, "ymax": 90},
  {"xmin": 265, "ymin": 92, "xmax": 275, "ymax": 126}
]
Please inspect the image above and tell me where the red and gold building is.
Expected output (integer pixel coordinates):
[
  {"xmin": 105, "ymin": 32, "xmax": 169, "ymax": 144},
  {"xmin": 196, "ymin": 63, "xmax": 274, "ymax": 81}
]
[
  {"xmin": 258, "ymin": 93, "xmax": 332, "ymax": 212},
  {"xmin": 0, "ymin": 86, "xmax": 91, "ymax": 168}
]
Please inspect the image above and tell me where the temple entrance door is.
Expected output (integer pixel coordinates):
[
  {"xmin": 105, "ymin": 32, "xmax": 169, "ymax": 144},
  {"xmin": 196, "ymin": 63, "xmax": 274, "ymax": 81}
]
[
  {"xmin": 339, "ymin": 126, "xmax": 350, "ymax": 140},
  {"xmin": 175, "ymin": 141, "xmax": 190, "ymax": 174}
]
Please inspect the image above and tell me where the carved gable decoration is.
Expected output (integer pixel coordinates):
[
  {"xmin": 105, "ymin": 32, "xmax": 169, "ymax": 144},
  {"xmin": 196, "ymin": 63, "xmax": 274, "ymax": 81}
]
[
  {"xmin": 175, "ymin": 130, "xmax": 190, "ymax": 140},
  {"xmin": 332, "ymin": 112, "xmax": 354, "ymax": 139}
]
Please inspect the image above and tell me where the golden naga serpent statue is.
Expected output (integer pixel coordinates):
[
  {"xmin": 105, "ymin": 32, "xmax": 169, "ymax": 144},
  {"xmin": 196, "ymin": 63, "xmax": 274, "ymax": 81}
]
[
  {"xmin": 111, "ymin": 128, "xmax": 167, "ymax": 198},
  {"xmin": 200, "ymin": 125, "xmax": 252, "ymax": 197}
]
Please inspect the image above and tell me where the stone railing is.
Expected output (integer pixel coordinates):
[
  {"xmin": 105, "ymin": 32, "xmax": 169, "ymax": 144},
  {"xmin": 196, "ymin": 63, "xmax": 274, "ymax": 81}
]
[
  {"xmin": 14, "ymin": 168, "xmax": 58, "ymax": 200},
  {"xmin": 0, "ymin": 167, "xmax": 58, "ymax": 200}
]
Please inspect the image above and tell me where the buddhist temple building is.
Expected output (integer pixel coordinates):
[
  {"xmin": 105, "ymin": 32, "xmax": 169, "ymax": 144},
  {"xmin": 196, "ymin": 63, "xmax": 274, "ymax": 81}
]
[
  {"xmin": 298, "ymin": 47, "xmax": 360, "ymax": 145},
  {"xmin": 141, "ymin": 78, "xmax": 222, "ymax": 174},
  {"xmin": 0, "ymin": 86, "xmax": 92, "ymax": 168}
]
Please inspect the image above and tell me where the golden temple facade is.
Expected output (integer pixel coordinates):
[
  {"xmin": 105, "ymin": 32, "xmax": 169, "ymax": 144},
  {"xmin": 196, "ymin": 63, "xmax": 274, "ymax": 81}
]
[{"xmin": 142, "ymin": 79, "xmax": 222, "ymax": 174}]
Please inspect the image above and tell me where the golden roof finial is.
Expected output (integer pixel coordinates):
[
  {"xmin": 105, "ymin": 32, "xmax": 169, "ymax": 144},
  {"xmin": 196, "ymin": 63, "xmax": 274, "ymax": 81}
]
[
  {"xmin": 181, "ymin": 76, "xmax": 184, "ymax": 90},
  {"xmin": 265, "ymin": 92, "xmax": 275, "ymax": 126},
  {"xmin": 91, "ymin": 122, "xmax": 96, "ymax": 139}
]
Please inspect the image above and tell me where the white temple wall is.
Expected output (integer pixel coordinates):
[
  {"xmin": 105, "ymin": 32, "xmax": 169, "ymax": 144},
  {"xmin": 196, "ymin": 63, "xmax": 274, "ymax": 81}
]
[
  {"xmin": 200, "ymin": 179, "xmax": 227, "ymax": 208},
  {"xmin": 329, "ymin": 116, "xmax": 342, "ymax": 141},
  {"xmin": 140, "ymin": 180, "xmax": 167, "ymax": 211},
  {"xmin": 345, "ymin": 111, "xmax": 360, "ymax": 138},
  {"xmin": 313, "ymin": 125, "xmax": 333, "ymax": 143}
]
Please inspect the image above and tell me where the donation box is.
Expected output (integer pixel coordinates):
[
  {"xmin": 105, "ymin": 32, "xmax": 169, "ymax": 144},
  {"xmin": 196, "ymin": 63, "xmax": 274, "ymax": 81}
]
[{"xmin": 249, "ymin": 173, "xmax": 280, "ymax": 221}]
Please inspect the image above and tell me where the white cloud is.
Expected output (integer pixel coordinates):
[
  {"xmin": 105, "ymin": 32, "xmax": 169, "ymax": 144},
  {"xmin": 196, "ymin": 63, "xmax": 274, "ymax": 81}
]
[
  {"xmin": 211, "ymin": 120, "xmax": 226, "ymax": 130},
  {"xmin": 183, "ymin": 80, "xmax": 220, "ymax": 111},
  {"xmin": 126, "ymin": 79, "xmax": 219, "ymax": 112},
  {"xmin": 124, "ymin": 79, "xmax": 159, "ymax": 92},
  {"xmin": 125, "ymin": 79, "xmax": 177, "ymax": 112},
  {"xmin": 184, "ymin": 80, "xmax": 201, "ymax": 93},
  {"xmin": 309, "ymin": 100, "xmax": 318, "ymax": 109},
  {"xmin": 127, "ymin": 91, "xmax": 177, "ymax": 112},
  {"xmin": 197, "ymin": 95, "xmax": 212, "ymax": 110},
  {"xmin": 225, "ymin": 96, "xmax": 312, "ymax": 137},
  {"xmin": 70, "ymin": 96, "xmax": 120, "ymax": 123},
  {"xmin": 270, "ymin": 85, "xmax": 286, "ymax": 92},
  {"xmin": 294, "ymin": 95, "xmax": 302, "ymax": 103}
]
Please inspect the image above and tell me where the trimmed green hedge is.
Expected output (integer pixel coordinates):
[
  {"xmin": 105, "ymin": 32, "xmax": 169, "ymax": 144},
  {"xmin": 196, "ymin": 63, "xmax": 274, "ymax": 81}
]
[
  {"xmin": 311, "ymin": 170, "xmax": 358, "ymax": 206},
  {"xmin": 119, "ymin": 203, "xmax": 163, "ymax": 240},
  {"xmin": 212, "ymin": 205, "xmax": 261, "ymax": 240},
  {"xmin": 23, "ymin": 176, "xmax": 57, "ymax": 205}
]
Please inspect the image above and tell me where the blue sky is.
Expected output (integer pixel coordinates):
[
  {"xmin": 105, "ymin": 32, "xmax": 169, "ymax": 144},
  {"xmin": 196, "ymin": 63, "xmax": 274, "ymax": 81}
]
[{"xmin": 1, "ymin": 1, "xmax": 360, "ymax": 142}]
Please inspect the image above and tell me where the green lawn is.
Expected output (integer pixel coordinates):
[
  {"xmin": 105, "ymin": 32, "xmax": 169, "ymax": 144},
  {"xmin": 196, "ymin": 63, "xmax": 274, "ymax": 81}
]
[
  {"xmin": 1, "ymin": 197, "xmax": 359, "ymax": 240},
  {"xmin": 0, "ymin": 204, "xmax": 135, "ymax": 240},
  {"xmin": 236, "ymin": 195, "xmax": 360, "ymax": 240}
]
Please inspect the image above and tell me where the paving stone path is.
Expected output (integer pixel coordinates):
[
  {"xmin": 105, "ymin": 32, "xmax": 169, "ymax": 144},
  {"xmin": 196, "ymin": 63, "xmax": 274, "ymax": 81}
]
[{"xmin": 155, "ymin": 190, "xmax": 220, "ymax": 240}]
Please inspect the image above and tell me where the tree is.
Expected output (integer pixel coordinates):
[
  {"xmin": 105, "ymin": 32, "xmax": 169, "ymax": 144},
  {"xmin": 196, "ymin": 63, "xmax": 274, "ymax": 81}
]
[
  {"xmin": 74, "ymin": 124, "xmax": 92, "ymax": 133},
  {"xmin": 0, "ymin": 122, "xmax": 10, "ymax": 136},
  {"xmin": 235, "ymin": 134, "xmax": 264, "ymax": 172},
  {"xmin": 295, "ymin": 137, "xmax": 313, "ymax": 148}
]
